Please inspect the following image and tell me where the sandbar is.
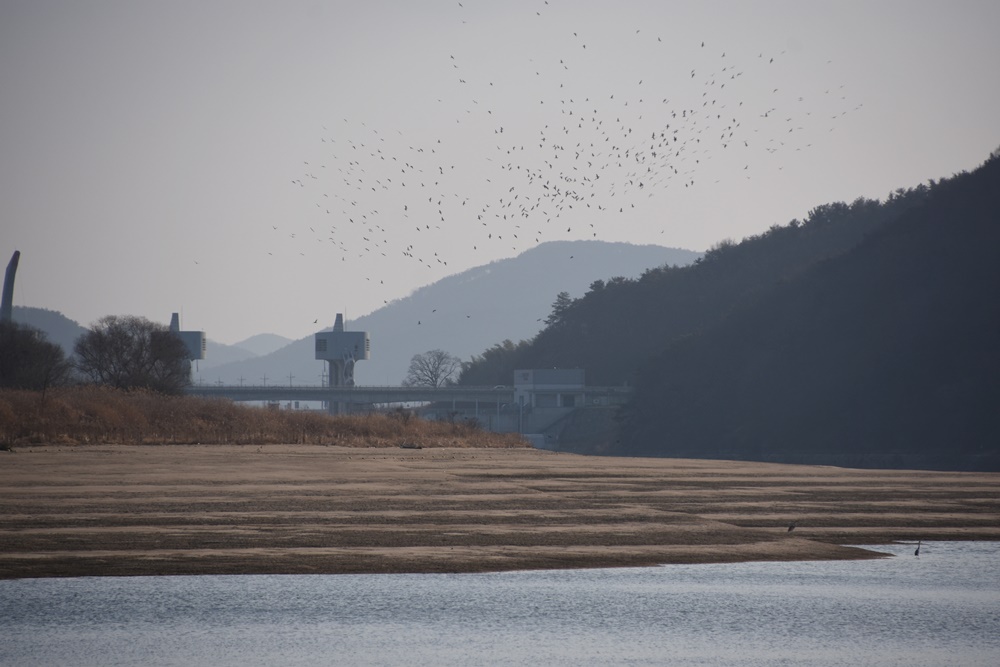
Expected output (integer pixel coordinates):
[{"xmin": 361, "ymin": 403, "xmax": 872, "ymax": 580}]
[{"xmin": 2, "ymin": 445, "xmax": 998, "ymax": 579}]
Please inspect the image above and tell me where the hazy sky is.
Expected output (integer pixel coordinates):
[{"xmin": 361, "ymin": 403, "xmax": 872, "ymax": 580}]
[{"xmin": 3, "ymin": 1, "xmax": 998, "ymax": 344}]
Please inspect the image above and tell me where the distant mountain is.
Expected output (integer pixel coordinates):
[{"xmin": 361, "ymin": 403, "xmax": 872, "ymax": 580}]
[
  {"xmin": 11, "ymin": 306, "xmax": 86, "ymax": 354},
  {"xmin": 198, "ymin": 340, "xmax": 259, "ymax": 369},
  {"xmin": 232, "ymin": 333, "xmax": 294, "ymax": 357},
  {"xmin": 196, "ymin": 241, "xmax": 701, "ymax": 387},
  {"xmin": 195, "ymin": 334, "xmax": 294, "ymax": 372}
]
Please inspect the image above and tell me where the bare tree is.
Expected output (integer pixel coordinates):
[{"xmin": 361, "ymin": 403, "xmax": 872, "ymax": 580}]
[
  {"xmin": 74, "ymin": 315, "xmax": 191, "ymax": 394},
  {"xmin": 402, "ymin": 349, "xmax": 462, "ymax": 388},
  {"xmin": 0, "ymin": 321, "xmax": 72, "ymax": 397}
]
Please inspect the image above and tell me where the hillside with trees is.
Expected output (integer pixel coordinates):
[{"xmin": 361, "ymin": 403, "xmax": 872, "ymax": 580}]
[
  {"xmin": 461, "ymin": 152, "xmax": 1000, "ymax": 470},
  {"xmin": 460, "ymin": 180, "xmax": 933, "ymax": 387},
  {"xmin": 618, "ymin": 154, "xmax": 1000, "ymax": 470}
]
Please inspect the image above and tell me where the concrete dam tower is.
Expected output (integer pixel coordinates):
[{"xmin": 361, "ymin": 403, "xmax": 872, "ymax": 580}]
[
  {"xmin": 314, "ymin": 313, "xmax": 370, "ymax": 414},
  {"xmin": 169, "ymin": 312, "xmax": 206, "ymax": 361}
]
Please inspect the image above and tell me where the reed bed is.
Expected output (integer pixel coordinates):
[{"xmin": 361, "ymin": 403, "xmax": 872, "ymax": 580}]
[{"xmin": 0, "ymin": 386, "xmax": 527, "ymax": 449}]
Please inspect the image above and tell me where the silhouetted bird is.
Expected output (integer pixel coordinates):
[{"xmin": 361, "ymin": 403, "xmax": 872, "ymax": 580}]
[
  {"xmin": 914, "ymin": 541, "xmax": 921, "ymax": 556},
  {"xmin": 787, "ymin": 522, "xmax": 796, "ymax": 532}
]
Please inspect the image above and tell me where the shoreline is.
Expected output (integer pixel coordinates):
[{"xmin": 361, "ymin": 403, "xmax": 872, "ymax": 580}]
[{"xmin": 2, "ymin": 445, "xmax": 998, "ymax": 579}]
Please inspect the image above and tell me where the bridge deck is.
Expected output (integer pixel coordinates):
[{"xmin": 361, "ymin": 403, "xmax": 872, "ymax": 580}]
[{"xmin": 186, "ymin": 385, "xmax": 631, "ymax": 405}]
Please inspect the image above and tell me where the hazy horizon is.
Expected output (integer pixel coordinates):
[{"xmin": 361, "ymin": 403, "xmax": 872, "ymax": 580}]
[{"xmin": 4, "ymin": 1, "xmax": 998, "ymax": 344}]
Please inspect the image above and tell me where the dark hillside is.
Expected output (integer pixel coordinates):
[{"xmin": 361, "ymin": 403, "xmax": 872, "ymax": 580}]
[
  {"xmin": 619, "ymin": 156, "xmax": 1000, "ymax": 470},
  {"xmin": 461, "ymin": 182, "xmax": 931, "ymax": 387}
]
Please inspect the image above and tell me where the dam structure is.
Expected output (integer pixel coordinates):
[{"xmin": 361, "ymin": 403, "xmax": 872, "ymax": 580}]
[
  {"xmin": 185, "ymin": 311, "xmax": 630, "ymax": 446},
  {"xmin": 313, "ymin": 313, "xmax": 370, "ymax": 415},
  {"xmin": 186, "ymin": 373, "xmax": 631, "ymax": 445}
]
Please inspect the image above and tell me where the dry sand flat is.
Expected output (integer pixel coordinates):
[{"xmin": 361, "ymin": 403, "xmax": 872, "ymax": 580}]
[{"xmin": 2, "ymin": 445, "xmax": 999, "ymax": 579}]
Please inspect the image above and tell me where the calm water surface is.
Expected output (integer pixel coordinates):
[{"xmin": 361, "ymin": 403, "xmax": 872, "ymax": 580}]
[{"xmin": 1, "ymin": 541, "xmax": 998, "ymax": 666}]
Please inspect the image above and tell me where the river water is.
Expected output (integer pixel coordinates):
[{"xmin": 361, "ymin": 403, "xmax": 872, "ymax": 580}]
[{"xmin": 1, "ymin": 541, "xmax": 998, "ymax": 666}]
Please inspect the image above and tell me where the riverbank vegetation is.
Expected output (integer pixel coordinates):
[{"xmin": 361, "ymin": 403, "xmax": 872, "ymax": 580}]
[{"xmin": 0, "ymin": 386, "xmax": 527, "ymax": 449}]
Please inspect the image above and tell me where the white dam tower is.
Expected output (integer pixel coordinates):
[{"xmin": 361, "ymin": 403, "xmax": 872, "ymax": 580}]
[{"xmin": 314, "ymin": 313, "xmax": 370, "ymax": 414}]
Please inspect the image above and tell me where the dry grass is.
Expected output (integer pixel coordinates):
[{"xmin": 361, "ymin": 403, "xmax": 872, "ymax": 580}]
[{"xmin": 0, "ymin": 386, "xmax": 527, "ymax": 449}]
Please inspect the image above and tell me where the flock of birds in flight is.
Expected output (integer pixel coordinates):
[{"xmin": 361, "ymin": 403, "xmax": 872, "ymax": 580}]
[{"xmin": 271, "ymin": 3, "xmax": 862, "ymax": 330}]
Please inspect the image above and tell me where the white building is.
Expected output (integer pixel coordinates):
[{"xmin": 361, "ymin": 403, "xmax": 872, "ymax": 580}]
[{"xmin": 513, "ymin": 368, "xmax": 586, "ymax": 409}]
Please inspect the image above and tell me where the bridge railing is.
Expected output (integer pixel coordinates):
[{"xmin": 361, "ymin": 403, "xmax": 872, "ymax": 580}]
[{"xmin": 185, "ymin": 384, "xmax": 632, "ymax": 405}]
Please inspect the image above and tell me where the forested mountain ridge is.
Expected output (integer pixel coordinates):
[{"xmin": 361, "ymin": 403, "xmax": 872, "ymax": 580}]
[
  {"xmin": 618, "ymin": 154, "xmax": 1000, "ymax": 470},
  {"xmin": 459, "ymin": 174, "xmax": 934, "ymax": 387}
]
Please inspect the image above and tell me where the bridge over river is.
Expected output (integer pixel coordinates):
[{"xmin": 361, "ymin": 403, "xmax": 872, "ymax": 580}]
[
  {"xmin": 185, "ymin": 384, "xmax": 517, "ymax": 406},
  {"xmin": 186, "ymin": 384, "xmax": 632, "ymax": 441},
  {"xmin": 186, "ymin": 384, "xmax": 631, "ymax": 407}
]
